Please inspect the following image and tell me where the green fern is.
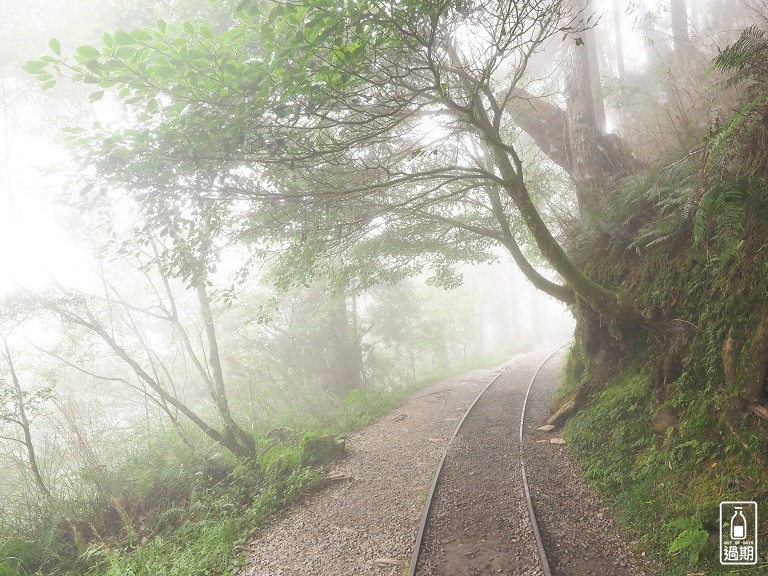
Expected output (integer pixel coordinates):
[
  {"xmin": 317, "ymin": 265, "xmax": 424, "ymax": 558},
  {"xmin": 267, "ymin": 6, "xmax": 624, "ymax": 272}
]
[
  {"xmin": 713, "ymin": 26, "xmax": 768, "ymax": 77},
  {"xmin": 158, "ymin": 460, "xmax": 191, "ymax": 495},
  {"xmin": 668, "ymin": 526, "xmax": 709, "ymax": 565},
  {"xmin": 706, "ymin": 102, "xmax": 760, "ymax": 169},
  {"xmin": 708, "ymin": 26, "xmax": 768, "ymax": 181},
  {"xmin": 693, "ymin": 183, "xmax": 746, "ymax": 260}
]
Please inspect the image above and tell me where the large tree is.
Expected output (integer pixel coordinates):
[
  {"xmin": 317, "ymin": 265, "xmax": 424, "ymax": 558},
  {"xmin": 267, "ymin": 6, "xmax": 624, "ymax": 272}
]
[{"xmin": 28, "ymin": 0, "xmax": 640, "ymax": 326}]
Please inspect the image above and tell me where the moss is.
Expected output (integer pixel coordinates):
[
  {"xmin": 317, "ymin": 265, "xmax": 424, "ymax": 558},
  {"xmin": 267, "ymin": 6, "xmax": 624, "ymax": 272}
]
[
  {"xmin": 564, "ymin": 133, "xmax": 768, "ymax": 572},
  {"xmin": 567, "ymin": 368, "xmax": 768, "ymax": 574},
  {"xmin": 300, "ymin": 433, "xmax": 345, "ymax": 467}
]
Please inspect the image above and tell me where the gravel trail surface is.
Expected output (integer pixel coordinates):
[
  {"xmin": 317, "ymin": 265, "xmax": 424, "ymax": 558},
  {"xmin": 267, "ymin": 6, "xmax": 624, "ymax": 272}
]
[
  {"xmin": 244, "ymin": 344, "xmax": 653, "ymax": 576},
  {"xmin": 243, "ymin": 364, "xmax": 506, "ymax": 576},
  {"xmin": 414, "ymin": 346, "xmax": 557, "ymax": 576},
  {"xmin": 522, "ymin": 349, "xmax": 655, "ymax": 576}
]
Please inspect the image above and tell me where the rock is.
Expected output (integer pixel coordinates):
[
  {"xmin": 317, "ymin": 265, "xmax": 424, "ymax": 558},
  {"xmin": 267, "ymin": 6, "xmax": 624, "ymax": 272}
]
[
  {"xmin": 536, "ymin": 424, "xmax": 556, "ymax": 432},
  {"xmin": 301, "ymin": 434, "xmax": 346, "ymax": 465},
  {"xmin": 650, "ymin": 409, "xmax": 678, "ymax": 433},
  {"xmin": 373, "ymin": 558, "xmax": 406, "ymax": 567},
  {"xmin": 549, "ymin": 437, "xmax": 567, "ymax": 445}
]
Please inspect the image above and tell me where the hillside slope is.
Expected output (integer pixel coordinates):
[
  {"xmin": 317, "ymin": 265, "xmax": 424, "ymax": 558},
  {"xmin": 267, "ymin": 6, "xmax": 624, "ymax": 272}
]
[{"xmin": 560, "ymin": 42, "xmax": 768, "ymax": 573}]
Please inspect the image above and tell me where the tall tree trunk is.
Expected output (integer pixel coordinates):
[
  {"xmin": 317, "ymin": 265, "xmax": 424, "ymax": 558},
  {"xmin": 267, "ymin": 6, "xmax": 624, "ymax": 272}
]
[
  {"xmin": 689, "ymin": 0, "xmax": 698, "ymax": 33},
  {"xmin": 585, "ymin": 1, "xmax": 606, "ymax": 133},
  {"xmin": 327, "ymin": 289, "xmax": 363, "ymax": 396},
  {"xmin": 671, "ymin": 0, "xmax": 691, "ymax": 66},
  {"xmin": 612, "ymin": 0, "xmax": 626, "ymax": 79},
  {"xmin": 564, "ymin": 12, "xmax": 606, "ymax": 218},
  {"xmin": 503, "ymin": 88, "xmax": 637, "ymax": 181}
]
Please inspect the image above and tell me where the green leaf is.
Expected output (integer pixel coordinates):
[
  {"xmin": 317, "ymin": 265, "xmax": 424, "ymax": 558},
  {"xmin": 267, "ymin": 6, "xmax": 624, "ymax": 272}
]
[
  {"xmin": 154, "ymin": 65, "xmax": 177, "ymax": 77},
  {"xmin": 147, "ymin": 98, "xmax": 159, "ymax": 113},
  {"xmin": 200, "ymin": 25, "xmax": 215, "ymax": 40},
  {"xmin": 132, "ymin": 30, "xmax": 152, "ymax": 42},
  {"xmin": 48, "ymin": 37, "xmax": 61, "ymax": 55},
  {"xmin": 89, "ymin": 90, "xmax": 105, "ymax": 102},
  {"xmin": 157, "ymin": 19, "xmax": 167, "ymax": 34},
  {"xmin": 21, "ymin": 60, "xmax": 48, "ymax": 74},
  {"xmin": 114, "ymin": 30, "xmax": 134, "ymax": 46},
  {"xmin": 153, "ymin": 55, "xmax": 172, "ymax": 68},
  {"xmin": 41, "ymin": 79, "xmax": 56, "ymax": 90},
  {"xmin": 115, "ymin": 46, "xmax": 136, "ymax": 59},
  {"xmin": 668, "ymin": 528, "xmax": 708, "ymax": 565},
  {"xmin": 75, "ymin": 45, "xmax": 102, "ymax": 62},
  {"xmin": 268, "ymin": 3, "xmax": 284, "ymax": 24},
  {"xmin": 103, "ymin": 32, "xmax": 114, "ymax": 48},
  {"xmin": 183, "ymin": 21, "xmax": 195, "ymax": 35}
]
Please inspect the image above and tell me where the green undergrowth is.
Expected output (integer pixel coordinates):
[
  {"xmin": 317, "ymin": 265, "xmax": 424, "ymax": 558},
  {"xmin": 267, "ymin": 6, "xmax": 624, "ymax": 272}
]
[
  {"xmin": 563, "ymin": 94, "xmax": 768, "ymax": 573},
  {"xmin": 0, "ymin": 390, "xmax": 409, "ymax": 576},
  {"xmin": 566, "ymin": 366, "xmax": 768, "ymax": 574},
  {"xmin": 560, "ymin": 48, "xmax": 768, "ymax": 567},
  {"xmin": 0, "ymin": 344, "xmax": 525, "ymax": 576}
]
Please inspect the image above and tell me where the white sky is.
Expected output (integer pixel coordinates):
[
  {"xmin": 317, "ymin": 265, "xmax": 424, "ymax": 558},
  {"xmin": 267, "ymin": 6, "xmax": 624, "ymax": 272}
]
[{"xmin": 0, "ymin": 128, "xmax": 94, "ymax": 293}]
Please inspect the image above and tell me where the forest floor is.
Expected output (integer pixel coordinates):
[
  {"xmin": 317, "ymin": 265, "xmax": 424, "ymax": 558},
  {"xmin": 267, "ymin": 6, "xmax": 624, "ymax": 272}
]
[{"xmin": 242, "ymin": 342, "xmax": 652, "ymax": 576}]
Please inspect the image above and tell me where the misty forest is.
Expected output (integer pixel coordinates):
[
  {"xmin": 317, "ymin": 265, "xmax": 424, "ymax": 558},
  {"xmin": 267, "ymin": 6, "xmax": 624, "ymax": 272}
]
[{"xmin": 1, "ymin": 0, "xmax": 767, "ymax": 574}]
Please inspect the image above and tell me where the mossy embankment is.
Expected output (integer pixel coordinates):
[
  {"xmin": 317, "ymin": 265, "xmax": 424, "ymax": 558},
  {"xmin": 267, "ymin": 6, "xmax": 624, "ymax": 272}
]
[{"xmin": 560, "ymin": 98, "xmax": 768, "ymax": 573}]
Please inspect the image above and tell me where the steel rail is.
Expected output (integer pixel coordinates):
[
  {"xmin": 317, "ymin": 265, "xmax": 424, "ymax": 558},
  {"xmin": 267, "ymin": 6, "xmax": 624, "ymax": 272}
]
[
  {"xmin": 407, "ymin": 342, "xmax": 570, "ymax": 576},
  {"xmin": 405, "ymin": 354, "xmax": 516, "ymax": 576},
  {"xmin": 518, "ymin": 343, "xmax": 571, "ymax": 576}
]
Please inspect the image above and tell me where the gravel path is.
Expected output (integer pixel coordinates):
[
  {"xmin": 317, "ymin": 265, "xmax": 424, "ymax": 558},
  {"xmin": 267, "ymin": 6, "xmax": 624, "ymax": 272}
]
[
  {"xmin": 414, "ymin": 346, "xmax": 558, "ymax": 576},
  {"xmin": 243, "ymin": 344, "xmax": 654, "ymax": 576},
  {"xmin": 522, "ymin": 349, "xmax": 655, "ymax": 576},
  {"xmin": 243, "ymin": 364, "xmax": 506, "ymax": 576}
]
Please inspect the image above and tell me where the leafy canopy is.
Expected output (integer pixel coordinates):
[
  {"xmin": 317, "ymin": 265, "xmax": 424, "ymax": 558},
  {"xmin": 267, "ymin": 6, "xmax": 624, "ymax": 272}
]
[{"xmin": 26, "ymin": 0, "xmax": 577, "ymax": 298}]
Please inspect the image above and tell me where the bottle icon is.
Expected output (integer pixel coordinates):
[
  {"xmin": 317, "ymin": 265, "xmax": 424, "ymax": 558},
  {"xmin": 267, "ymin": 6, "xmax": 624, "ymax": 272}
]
[{"xmin": 731, "ymin": 506, "xmax": 748, "ymax": 540}]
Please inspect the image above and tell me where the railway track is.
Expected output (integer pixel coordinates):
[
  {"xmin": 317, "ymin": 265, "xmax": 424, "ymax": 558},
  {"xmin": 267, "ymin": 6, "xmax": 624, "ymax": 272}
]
[{"xmin": 408, "ymin": 343, "xmax": 568, "ymax": 576}]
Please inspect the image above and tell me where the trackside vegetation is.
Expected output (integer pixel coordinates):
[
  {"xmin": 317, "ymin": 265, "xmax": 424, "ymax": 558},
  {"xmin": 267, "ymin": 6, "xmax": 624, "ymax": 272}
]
[
  {"xmin": 0, "ymin": 342, "xmax": 527, "ymax": 576},
  {"xmin": 560, "ymin": 60, "xmax": 768, "ymax": 570},
  {"xmin": 4, "ymin": 0, "xmax": 768, "ymax": 574}
]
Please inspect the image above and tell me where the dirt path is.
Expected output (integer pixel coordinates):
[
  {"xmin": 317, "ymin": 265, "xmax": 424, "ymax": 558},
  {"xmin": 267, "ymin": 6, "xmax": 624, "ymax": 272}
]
[
  {"xmin": 243, "ymin": 344, "xmax": 653, "ymax": 576},
  {"xmin": 243, "ymin": 364, "xmax": 504, "ymax": 576},
  {"xmin": 522, "ymin": 349, "xmax": 654, "ymax": 576}
]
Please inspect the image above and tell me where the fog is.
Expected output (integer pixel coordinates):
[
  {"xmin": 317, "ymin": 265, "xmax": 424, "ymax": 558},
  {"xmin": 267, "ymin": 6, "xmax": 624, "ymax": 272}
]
[{"xmin": 0, "ymin": 0, "xmax": 763, "ymax": 573}]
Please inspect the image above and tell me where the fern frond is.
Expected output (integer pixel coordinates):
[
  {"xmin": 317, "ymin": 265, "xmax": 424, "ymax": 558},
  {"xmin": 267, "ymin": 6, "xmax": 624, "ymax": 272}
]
[
  {"xmin": 714, "ymin": 26, "xmax": 767, "ymax": 72},
  {"xmin": 693, "ymin": 184, "xmax": 746, "ymax": 257}
]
